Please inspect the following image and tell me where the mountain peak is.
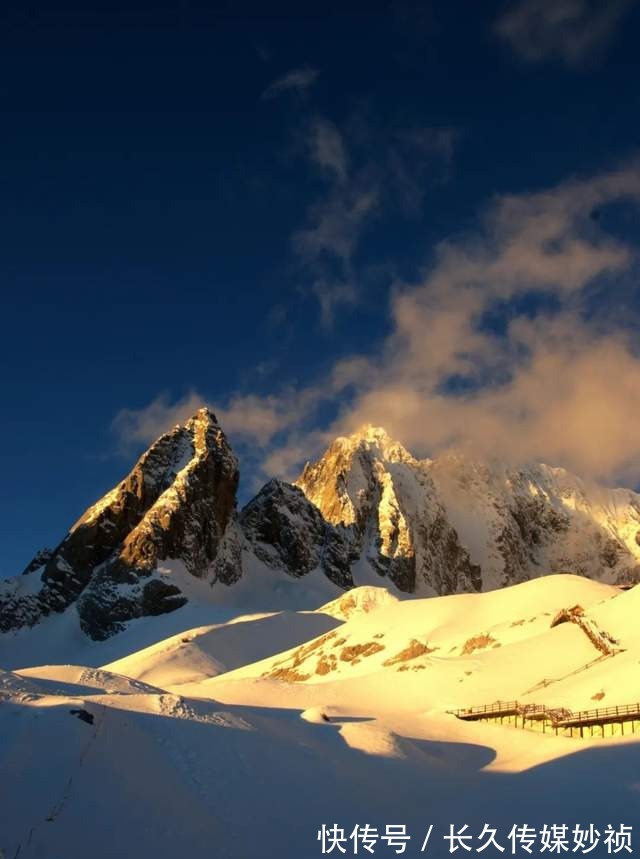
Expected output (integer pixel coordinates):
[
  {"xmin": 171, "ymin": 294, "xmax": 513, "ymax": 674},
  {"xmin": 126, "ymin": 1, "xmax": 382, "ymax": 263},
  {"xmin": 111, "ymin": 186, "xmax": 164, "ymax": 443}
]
[
  {"xmin": 186, "ymin": 406, "xmax": 219, "ymax": 428},
  {"xmin": 352, "ymin": 424, "xmax": 393, "ymax": 442},
  {"xmin": 1, "ymin": 406, "xmax": 240, "ymax": 640},
  {"xmin": 332, "ymin": 424, "xmax": 414, "ymax": 464}
]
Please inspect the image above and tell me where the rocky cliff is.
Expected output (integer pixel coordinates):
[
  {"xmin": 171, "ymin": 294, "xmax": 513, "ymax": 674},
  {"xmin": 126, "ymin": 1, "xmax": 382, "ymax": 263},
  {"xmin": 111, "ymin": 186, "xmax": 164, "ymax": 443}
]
[
  {"xmin": 240, "ymin": 479, "xmax": 354, "ymax": 589},
  {"xmin": 296, "ymin": 427, "xmax": 482, "ymax": 594},
  {"xmin": 0, "ymin": 408, "xmax": 240, "ymax": 639},
  {"xmin": 296, "ymin": 427, "xmax": 640, "ymax": 594}
]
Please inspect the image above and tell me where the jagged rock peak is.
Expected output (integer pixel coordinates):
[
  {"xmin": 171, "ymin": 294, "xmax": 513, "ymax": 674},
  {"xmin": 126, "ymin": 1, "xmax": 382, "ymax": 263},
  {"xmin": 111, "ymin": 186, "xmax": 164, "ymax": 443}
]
[
  {"xmin": 295, "ymin": 425, "xmax": 415, "ymax": 532},
  {"xmin": 114, "ymin": 406, "xmax": 239, "ymax": 576},
  {"xmin": 20, "ymin": 547, "xmax": 54, "ymax": 576},
  {"xmin": 296, "ymin": 428, "xmax": 480, "ymax": 595},
  {"xmin": 0, "ymin": 407, "xmax": 240, "ymax": 640},
  {"xmin": 75, "ymin": 406, "xmax": 235, "ymax": 534}
]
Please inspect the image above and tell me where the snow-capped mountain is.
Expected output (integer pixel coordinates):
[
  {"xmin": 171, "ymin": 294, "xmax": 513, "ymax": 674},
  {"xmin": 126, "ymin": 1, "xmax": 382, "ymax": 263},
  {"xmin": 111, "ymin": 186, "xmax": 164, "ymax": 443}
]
[
  {"xmin": 1, "ymin": 411, "xmax": 639, "ymax": 644},
  {"xmin": 297, "ymin": 426, "xmax": 640, "ymax": 594}
]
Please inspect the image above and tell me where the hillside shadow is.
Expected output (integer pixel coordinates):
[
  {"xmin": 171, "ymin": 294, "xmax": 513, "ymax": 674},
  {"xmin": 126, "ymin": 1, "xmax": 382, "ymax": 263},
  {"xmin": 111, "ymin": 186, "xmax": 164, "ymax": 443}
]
[
  {"xmin": 3, "ymin": 692, "xmax": 639, "ymax": 859},
  {"xmin": 326, "ymin": 714, "xmax": 375, "ymax": 723},
  {"xmin": 11, "ymin": 676, "xmax": 110, "ymax": 697}
]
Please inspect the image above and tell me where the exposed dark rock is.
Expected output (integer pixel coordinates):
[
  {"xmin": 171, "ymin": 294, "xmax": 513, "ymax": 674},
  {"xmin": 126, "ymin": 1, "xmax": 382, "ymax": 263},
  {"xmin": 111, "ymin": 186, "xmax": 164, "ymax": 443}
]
[
  {"xmin": 417, "ymin": 513, "xmax": 482, "ymax": 595},
  {"xmin": 240, "ymin": 479, "xmax": 354, "ymax": 589},
  {"xmin": 69, "ymin": 709, "xmax": 94, "ymax": 725},
  {"xmin": 21, "ymin": 548, "xmax": 54, "ymax": 576},
  {"xmin": 0, "ymin": 408, "xmax": 239, "ymax": 639}
]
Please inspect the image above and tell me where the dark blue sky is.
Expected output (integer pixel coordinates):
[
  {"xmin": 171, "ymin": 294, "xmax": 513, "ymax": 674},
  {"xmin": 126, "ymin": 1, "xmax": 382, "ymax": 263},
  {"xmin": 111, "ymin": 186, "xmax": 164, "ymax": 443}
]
[{"xmin": 2, "ymin": 0, "xmax": 640, "ymax": 575}]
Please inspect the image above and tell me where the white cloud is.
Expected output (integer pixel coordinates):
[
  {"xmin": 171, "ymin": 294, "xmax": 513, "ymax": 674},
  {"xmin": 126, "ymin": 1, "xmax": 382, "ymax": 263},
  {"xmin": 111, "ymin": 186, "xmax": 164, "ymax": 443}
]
[
  {"xmin": 261, "ymin": 65, "xmax": 319, "ymax": 100},
  {"xmin": 496, "ymin": 0, "xmax": 633, "ymax": 65},
  {"xmin": 112, "ymin": 384, "xmax": 329, "ymax": 462}
]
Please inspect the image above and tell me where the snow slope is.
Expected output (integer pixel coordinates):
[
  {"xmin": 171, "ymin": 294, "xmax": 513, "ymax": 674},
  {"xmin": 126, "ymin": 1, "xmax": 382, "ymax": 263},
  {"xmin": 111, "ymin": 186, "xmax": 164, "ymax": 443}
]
[
  {"xmin": 3, "ymin": 675, "xmax": 639, "ymax": 859},
  {"xmin": 102, "ymin": 610, "xmax": 342, "ymax": 687},
  {"xmin": 179, "ymin": 574, "xmax": 626, "ymax": 712},
  {"xmin": 0, "ymin": 557, "xmax": 342, "ymax": 670},
  {"xmin": 2, "ymin": 575, "xmax": 640, "ymax": 859}
]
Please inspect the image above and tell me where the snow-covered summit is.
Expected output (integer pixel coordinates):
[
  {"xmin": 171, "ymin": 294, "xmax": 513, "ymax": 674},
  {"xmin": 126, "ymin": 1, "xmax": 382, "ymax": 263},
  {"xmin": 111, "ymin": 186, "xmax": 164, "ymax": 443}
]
[
  {"xmin": 327, "ymin": 424, "xmax": 416, "ymax": 463},
  {"xmin": 296, "ymin": 432, "xmax": 640, "ymax": 594}
]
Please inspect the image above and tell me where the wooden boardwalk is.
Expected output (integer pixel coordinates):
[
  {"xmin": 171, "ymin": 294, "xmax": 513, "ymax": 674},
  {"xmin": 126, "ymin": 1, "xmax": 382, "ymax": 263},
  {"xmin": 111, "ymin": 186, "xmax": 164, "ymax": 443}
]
[{"xmin": 449, "ymin": 699, "xmax": 640, "ymax": 737}]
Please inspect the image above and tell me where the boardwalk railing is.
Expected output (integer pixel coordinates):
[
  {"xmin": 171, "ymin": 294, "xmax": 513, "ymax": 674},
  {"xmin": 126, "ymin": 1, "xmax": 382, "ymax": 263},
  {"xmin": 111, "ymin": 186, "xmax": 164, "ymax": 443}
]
[
  {"xmin": 448, "ymin": 699, "xmax": 640, "ymax": 734},
  {"xmin": 559, "ymin": 702, "xmax": 640, "ymax": 727},
  {"xmin": 451, "ymin": 700, "xmax": 519, "ymax": 719}
]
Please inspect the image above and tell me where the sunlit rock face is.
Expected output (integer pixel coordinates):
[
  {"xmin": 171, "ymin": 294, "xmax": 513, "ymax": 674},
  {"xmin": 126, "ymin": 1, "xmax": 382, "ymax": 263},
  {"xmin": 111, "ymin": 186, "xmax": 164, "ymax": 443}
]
[
  {"xmin": 295, "ymin": 427, "xmax": 481, "ymax": 595},
  {"xmin": 0, "ymin": 408, "xmax": 240, "ymax": 639},
  {"xmin": 296, "ymin": 427, "xmax": 640, "ymax": 594},
  {"xmin": 240, "ymin": 479, "xmax": 354, "ymax": 589}
]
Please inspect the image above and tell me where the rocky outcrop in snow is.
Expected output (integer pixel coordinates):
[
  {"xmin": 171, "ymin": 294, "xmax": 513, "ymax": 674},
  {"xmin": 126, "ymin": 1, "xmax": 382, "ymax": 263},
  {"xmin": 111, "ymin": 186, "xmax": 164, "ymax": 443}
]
[
  {"xmin": 240, "ymin": 479, "xmax": 354, "ymax": 589},
  {"xmin": 550, "ymin": 605, "xmax": 621, "ymax": 656}
]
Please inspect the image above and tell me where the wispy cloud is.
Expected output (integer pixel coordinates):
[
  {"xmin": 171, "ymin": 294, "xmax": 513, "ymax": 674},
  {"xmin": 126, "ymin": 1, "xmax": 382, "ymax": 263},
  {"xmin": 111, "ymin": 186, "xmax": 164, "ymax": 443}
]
[
  {"xmin": 307, "ymin": 118, "xmax": 349, "ymax": 183},
  {"xmin": 114, "ymin": 390, "xmax": 295, "ymax": 449},
  {"xmin": 293, "ymin": 182, "xmax": 378, "ymax": 264},
  {"xmin": 292, "ymin": 113, "xmax": 459, "ymax": 327},
  {"xmin": 496, "ymin": 0, "xmax": 633, "ymax": 65},
  {"xmin": 261, "ymin": 65, "xmax": 319, "ymax": 100},
  {"xmin": 310, "ymin": 279, "xmax": 359, "ymax": 329},
  {"xmin": 291, "ymin": 118, "xmax": 377, "ymax": 328}
]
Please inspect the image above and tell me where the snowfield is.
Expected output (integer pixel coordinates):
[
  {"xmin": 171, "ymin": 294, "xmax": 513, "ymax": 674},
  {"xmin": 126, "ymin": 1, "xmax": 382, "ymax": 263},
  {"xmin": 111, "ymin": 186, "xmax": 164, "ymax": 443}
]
[{"xmin": 2, "ymin": 574, "xmax": 640, "ymax": 858}]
